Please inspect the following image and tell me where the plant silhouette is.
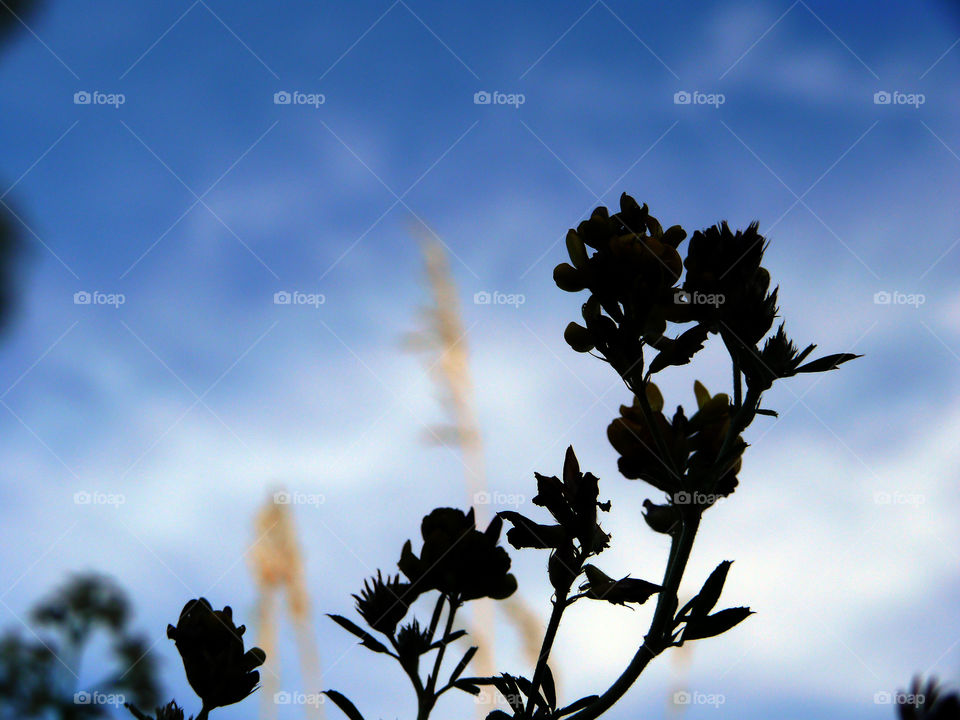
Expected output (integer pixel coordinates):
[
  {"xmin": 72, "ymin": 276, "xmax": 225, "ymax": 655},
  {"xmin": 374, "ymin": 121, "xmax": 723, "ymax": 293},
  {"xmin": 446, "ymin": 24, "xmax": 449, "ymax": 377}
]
[
  {"xmin": 0, "ymin": 573, "xmax": 160, "ymax": 720},
  {"xmin": 315, "ymin": 195, "xmax": 863, "ymax": 719}
]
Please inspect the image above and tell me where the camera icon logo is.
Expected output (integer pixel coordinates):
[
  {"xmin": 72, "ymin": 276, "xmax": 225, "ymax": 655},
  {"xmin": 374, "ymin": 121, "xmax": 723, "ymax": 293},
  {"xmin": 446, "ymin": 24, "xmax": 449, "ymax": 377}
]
[
  {"xmin": 874, "ymin": 691, "xmax": 892, "ymax": 705},
  {"xmin": 274, "ymin": 91, "xmax": 292, "ymax": 105},
  {"xmin": 273, "ymin": 491, "xmax": 291, "ymax": 505},
  {"xmin": 74, "ymin": 491, "xmax": 92, "ymax": 504},
  {"xmin": 74, "ymin": 291, "xmax": 91, "ymax": 305},
  {"xmin": 274, "ymin": 291, "xmax": 292, "ymax": 305},
  {"xmin": 674, "ymin": 491, "xmax": 692, "ymax": 505},
  {"xmin": 74, "ymin": 91, "xmax": 91, "ymax": 105},
  {"xmin": 874, "ymin": 91, "xmax": 891, "ymax": 105},
  {"xmin": 74, "ymin": 691, "xmax": 92, "ymax": 705},
  {"xmin": 274, "ymin": 691, "xmax": 291, "ymax": 705},
  {"xmin": 673, "ymin": 691, "xmax": 691, "ymax": 705},
  {"xmin": 673, "ymin": 289, "xmax": 691, "ymax": 305},
  {"xmin": 673, "ymin": 91, "xmax": 691, "ymax": 105},
  {"xmin": 474, "ymin": 91, "xmax": 491, "ymax": 105},
  {"xmin": 473, "ymin": 491, "xmax": 492, "ymax": 505},
  {"xmin": 873, "ymin": 291, "xmax": 891, "ymax": 305},
  {"xmin": 474, "ymin": 291, "xmax": 491, "ymax": 305}
]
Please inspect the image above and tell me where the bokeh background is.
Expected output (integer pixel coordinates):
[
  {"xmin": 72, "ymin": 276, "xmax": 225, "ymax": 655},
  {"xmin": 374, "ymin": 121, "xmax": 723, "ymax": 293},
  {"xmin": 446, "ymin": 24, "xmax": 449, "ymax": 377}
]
[{"xmin": 1, "ymin": 1, "xmax": 959, "ymax": 718}]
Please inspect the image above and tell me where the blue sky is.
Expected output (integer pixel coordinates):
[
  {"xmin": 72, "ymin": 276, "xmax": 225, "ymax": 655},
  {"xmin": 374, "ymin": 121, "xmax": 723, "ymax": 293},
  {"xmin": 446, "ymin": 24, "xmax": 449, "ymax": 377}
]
[{"xmin": 1, "ymin": 1, "xmax": 959, "ymax": 719}]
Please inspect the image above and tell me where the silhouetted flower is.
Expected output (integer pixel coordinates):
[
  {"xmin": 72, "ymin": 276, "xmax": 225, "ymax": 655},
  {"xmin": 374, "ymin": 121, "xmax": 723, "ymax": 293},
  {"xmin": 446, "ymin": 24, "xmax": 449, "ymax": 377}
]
[
  {"xmin": 683, "ymin": 221, "xmax": 777, "ymax": 344},
  {"xmin": 166, "ymin": 598, "xmax": 265, "ymax": 712},
  {"xmin": 607, "ymin": 382, "xmax": 744, "ymax": 503},
  {"xmin": 554, "ymin": 194, "xmax": 686, "ymax": 365},
  {"xmin": 352, "ymin": 571, "xmax": 417, "ymax": 636},
  {"xmin": 501, "ymin": 447, "xmax": 611, "ymax": 593},
  {"xmin": 395, "ymin": 619, "xmax": 432, "ymax": 663},
  {"xmin": 398, "ymin": 508, "xmax": 517, "ymax": 602}
]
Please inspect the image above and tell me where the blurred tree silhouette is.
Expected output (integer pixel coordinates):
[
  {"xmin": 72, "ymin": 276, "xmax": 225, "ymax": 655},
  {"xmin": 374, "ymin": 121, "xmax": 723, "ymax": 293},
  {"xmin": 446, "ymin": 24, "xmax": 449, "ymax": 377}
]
[
  {"xmin": 0, "ymin": 0, "xmax": 42, "ymax": 335},
  {"xmin": 0, "ymin": 573, "xmax": 160, "ymax": 719}
]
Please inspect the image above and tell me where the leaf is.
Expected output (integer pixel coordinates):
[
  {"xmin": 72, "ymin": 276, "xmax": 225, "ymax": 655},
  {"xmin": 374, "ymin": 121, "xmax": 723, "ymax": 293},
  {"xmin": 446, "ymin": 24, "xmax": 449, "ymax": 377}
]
[
  {"xmin": 449, "ymin": 646, "xmax": 478, "ymax": 684},
  {"xmin": 683, "ymin": 606, "xmax": 754, "ymax": 641},
  {"xmin": 557, "ymin": 695, "xmax": 600, "ymax": 716},
  {"xmin": 582, "ymin": 565, "xmax": 660, "ymax": 605},
  {"xmin": 793, "ymin": 353, "xmax": 862, "ymax": 374},
  {"xmin": 453, "ymin": 679, "xmax": 481, "ymax": 695},
  {"xmin": 499, "ymin": 511, "xmax": 567, "ymax": 549},
  {"xmin": 327, "ymin": 614, "xmax": 389, "ymax": 654},
  {"xmin": 541, "ymin": 663, "xmax": 557, "ymax": 709},
  {"xmin": 755, "ymin": 408, "xmax": 778, "ymax": 417},
  {"xmin": 429, "ymin": 629, "xmax": 467, "ymax": 649},
  {"xmin": 648, "ymin": 325, "xmax": 709, "ymax": 375},
  {"xmin": 690, "ymin": 561, "xmax": 732, "ymax": 618},
  {"xmin": 323, "ymin": 690, "xmax": 366, "ymax": 720}
]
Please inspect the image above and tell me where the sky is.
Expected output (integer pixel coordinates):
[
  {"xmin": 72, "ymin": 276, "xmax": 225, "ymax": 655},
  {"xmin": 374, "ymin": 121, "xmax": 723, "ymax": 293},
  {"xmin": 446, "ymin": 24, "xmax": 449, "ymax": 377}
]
[{"xmin": 0, "ymin": 1, "xmax": 959, "ymax": 719}]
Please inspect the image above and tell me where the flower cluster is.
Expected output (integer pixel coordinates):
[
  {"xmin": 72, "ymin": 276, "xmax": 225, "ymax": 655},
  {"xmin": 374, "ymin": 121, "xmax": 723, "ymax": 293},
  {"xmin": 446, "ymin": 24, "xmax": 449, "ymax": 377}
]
[{"xmin": 607, "ymin": 381, "xmax": 744, "ymax": 509}]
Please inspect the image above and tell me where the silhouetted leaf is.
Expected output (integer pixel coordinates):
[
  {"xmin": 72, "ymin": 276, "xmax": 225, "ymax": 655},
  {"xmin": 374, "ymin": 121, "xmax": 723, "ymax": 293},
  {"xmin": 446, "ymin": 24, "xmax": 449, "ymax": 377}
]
[
  {"xmin": 454, "ymin": 679, "xmax": 481, "ymax": 695},
  {"xmin": 793, "ymin": 353, "xmax": 862, "ymax": 374},
  {"xmin": 449, "ymin": 646, "xmax": 478, "ymax": 685},
  {"xmin": 581, "ymin": 565, "xmax": 660, "ymax": 606},
  {"xmin": 755, "ymin": 408, "xmax": 778, "ymax": 417},
  {"xmin": 690, "ymin": 561, "xmax": 732, "ymax": 617},
  {"xmin": 499, "ymin": 511, "xmax": 567, "ymax": 549},
  {"xmin": 648, "ymin": 325, "xmax": 709, "ymax": 375},
  {"xmin": 323, "ymin": 690, "xmax": 366, "ymax": 720},
  {"xmin": 684, "ymin": 607, "xmax": 754, "ymax": 641},
  {"xmin": 429, "ymin": 628, "xmax": 467, "ymax": 650},
  {"xmin": 327, "ymin": 614, "xmax": 389, "ymax": 654},
  {"xmin": 541, "ymin": 663, "xmax": 557, "ymax": 710}
]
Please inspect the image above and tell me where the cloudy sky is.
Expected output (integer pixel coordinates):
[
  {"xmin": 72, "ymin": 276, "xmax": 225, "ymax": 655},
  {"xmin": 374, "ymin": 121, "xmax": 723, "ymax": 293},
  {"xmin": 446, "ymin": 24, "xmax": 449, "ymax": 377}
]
[{"xmin": 1, "ymin": 1, "xmax": 959, "ymax": 718}]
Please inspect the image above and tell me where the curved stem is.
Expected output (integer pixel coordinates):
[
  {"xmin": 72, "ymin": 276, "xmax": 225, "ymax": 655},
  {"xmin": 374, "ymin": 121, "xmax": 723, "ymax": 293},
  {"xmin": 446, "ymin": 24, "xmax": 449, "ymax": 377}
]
[{"xmin": 567, "ymin": 511, "xmax": 701, "ymax": 720}]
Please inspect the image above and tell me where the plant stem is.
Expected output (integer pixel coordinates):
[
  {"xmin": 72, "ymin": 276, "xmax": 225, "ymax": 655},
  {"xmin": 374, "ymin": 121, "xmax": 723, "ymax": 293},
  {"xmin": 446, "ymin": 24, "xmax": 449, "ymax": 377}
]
[
  {"xmin": 566, "ymin": 510, "xmax": 701, "ymax": 720},
  {"xmin": 523, "ymin": 579, "xmax": 573, "ymax": 718},
  {"xmin": 420, "ymin": 594, "xmax": 458, "ymax": 720}
]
